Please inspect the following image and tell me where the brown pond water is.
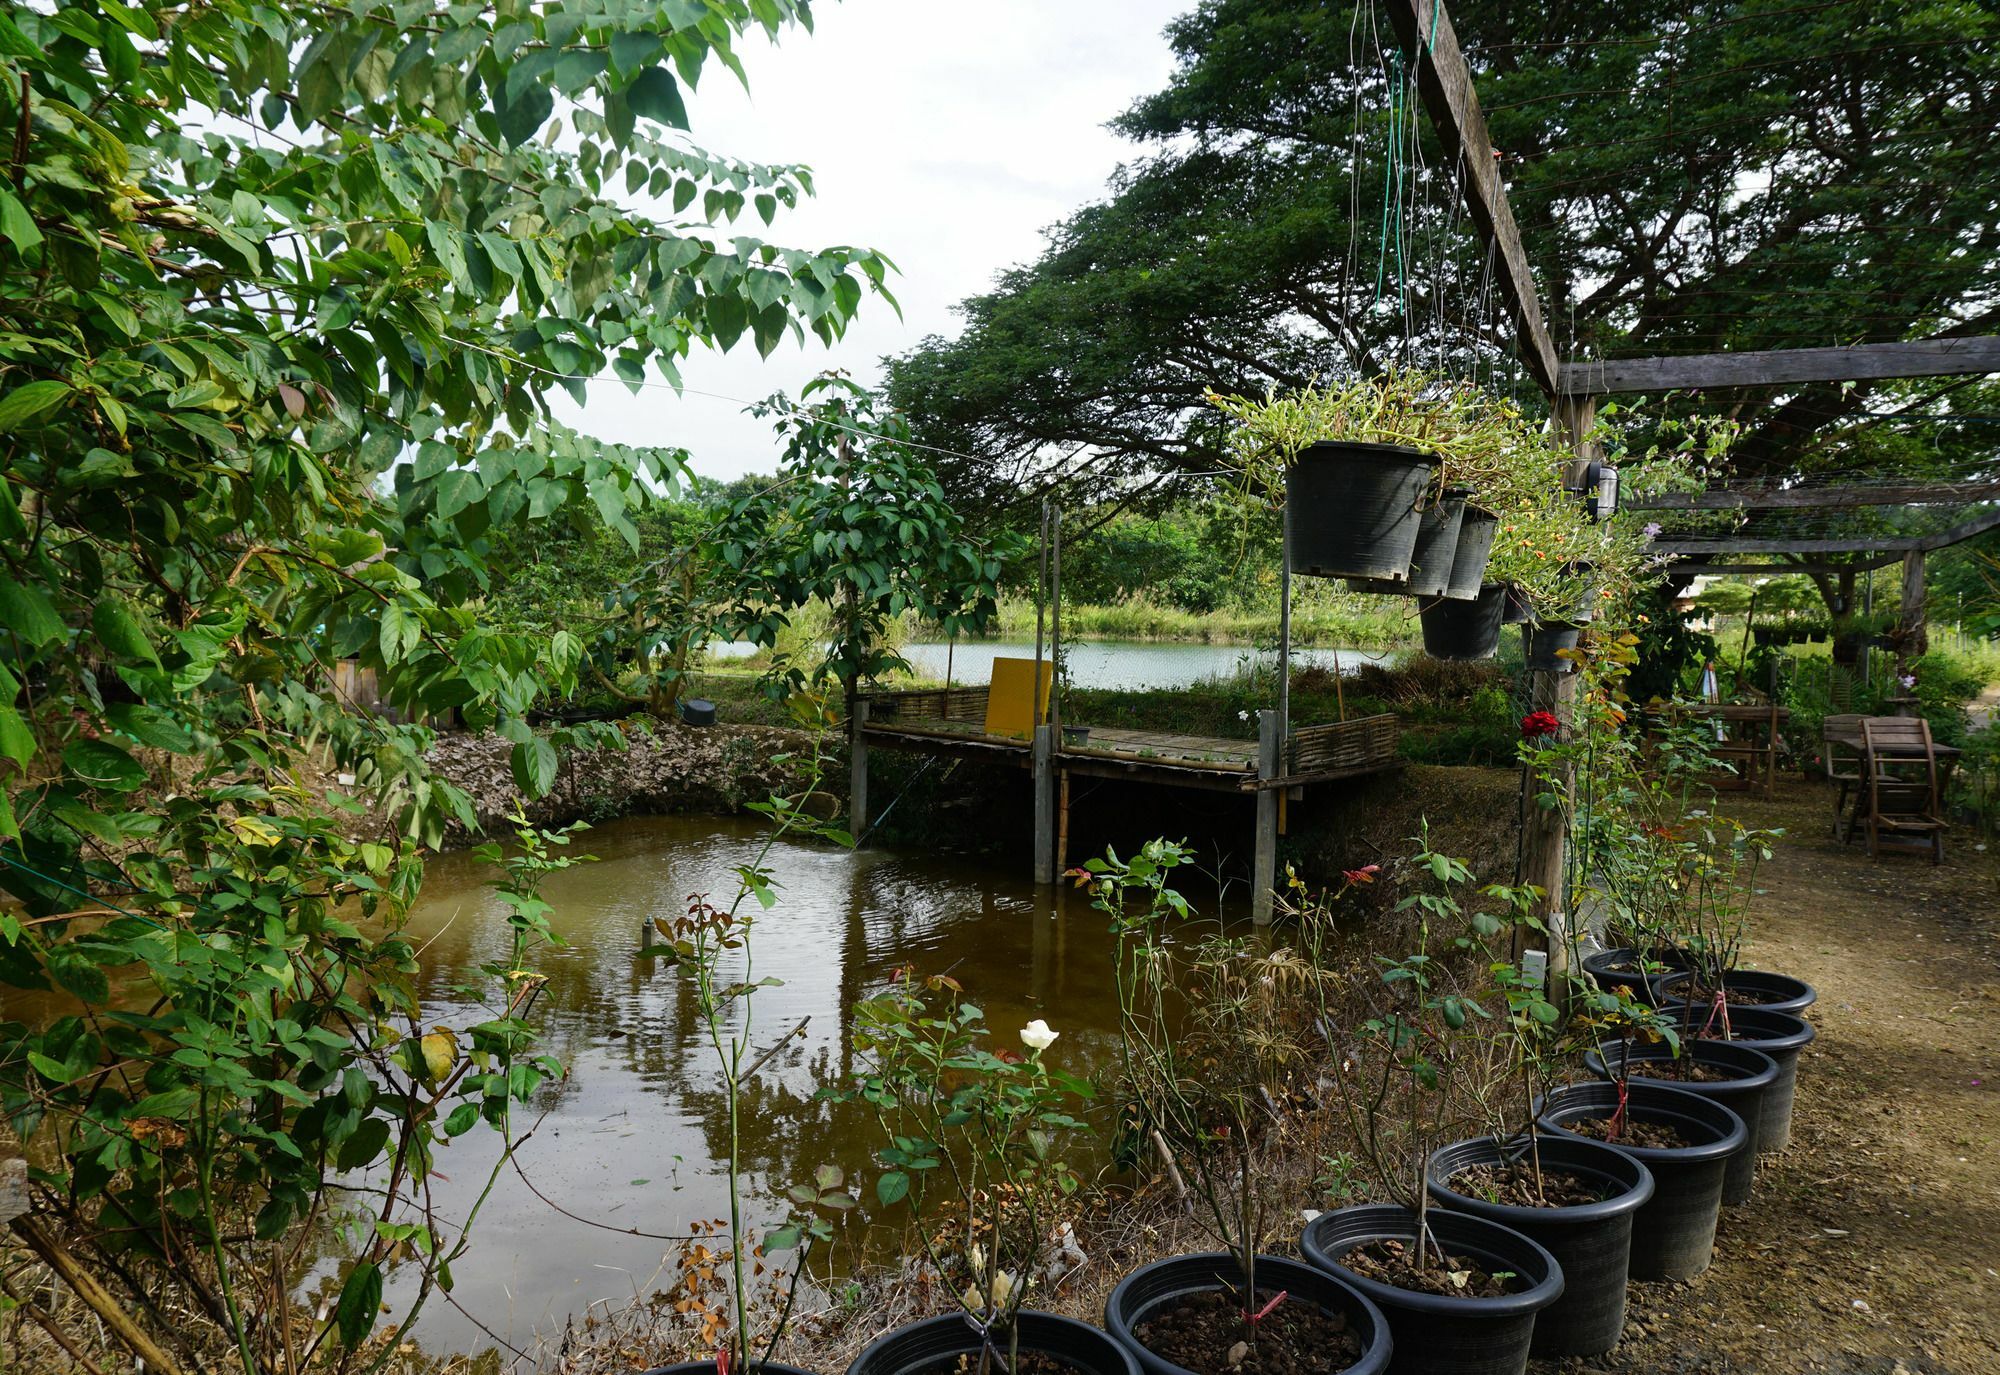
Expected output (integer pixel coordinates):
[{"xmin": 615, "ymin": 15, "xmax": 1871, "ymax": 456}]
[{"xmin": 344, "ymin": 813, "xmax": 1246, "ymax": 1356}]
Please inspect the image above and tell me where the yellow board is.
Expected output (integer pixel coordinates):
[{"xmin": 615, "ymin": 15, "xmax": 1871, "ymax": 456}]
[{"xmin": 984, "ymin": 657, "xmax": 1055, "ymax": 738}]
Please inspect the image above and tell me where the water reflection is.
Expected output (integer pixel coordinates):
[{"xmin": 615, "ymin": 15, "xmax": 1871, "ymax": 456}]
[
  {"xmin": 380, "ymin": 814, "xmax": 1241, "ymax": 1355},
  {"xmin": 897, "ymin": 641, "xmax": 1396, "ymax": 691}
]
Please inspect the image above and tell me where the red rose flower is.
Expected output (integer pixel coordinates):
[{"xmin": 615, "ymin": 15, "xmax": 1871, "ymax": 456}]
[{"xmin": 1520, "ymin": 711, "xmax": 1561, "ymax": 739}]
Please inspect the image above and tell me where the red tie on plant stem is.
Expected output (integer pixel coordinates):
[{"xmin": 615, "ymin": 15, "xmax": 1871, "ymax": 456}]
[
  {"xmin": 1701, "ymin": 989, "xmax": 1732, "ymax": 1041},
  {"xmin": 1609, "ymin": 1077, "xmax": 1629, "ymax": 1137},
  {"xmin": 1243, "ymin": 1290, "xmax": 1289, "ymax": 1325}
]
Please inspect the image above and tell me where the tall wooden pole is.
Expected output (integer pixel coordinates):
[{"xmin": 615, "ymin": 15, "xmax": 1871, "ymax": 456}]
[{"xmin": 1896, "ymin": 549, "xmax": 1927, "ymax": 713}]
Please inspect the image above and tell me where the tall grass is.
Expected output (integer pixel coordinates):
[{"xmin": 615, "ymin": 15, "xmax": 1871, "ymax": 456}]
[{"xmin": 972, "ymin": 592, "xmax": 1421, "ymax": 650}]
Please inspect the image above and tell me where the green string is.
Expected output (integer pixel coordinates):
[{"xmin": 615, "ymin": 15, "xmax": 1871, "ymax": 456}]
[{"xmin": 0, "ymin": 851, "xmax": 171, "ymax": 930}]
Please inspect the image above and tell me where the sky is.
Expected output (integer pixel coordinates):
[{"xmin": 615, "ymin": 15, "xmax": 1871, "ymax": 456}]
[{"xmin": 548, "ymin": 0, "xmax": 1188, "ymax": 482}]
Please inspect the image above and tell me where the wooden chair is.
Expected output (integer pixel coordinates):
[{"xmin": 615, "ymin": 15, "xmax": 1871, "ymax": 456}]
[
  {"xmin": 1859, "ymin": 717, "xmax": 1946, "ymax": 864},
  {"xmin": 1822, "ymin": 713, "xmax": 1865, "ymax": 841}
]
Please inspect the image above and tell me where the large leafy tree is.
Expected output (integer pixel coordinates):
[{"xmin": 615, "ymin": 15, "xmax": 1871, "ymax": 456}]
[
  {"xmin": 0, "ymin": 2, "xmax": 898, "ymax": 1370},
  {"xmin": 886, "ymin": 0, "xmax": 2000, "ymax": 511}
]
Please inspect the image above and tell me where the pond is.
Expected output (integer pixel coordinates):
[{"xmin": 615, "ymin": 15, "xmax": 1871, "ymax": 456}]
[
  {"xmin": 360, "ymin": 813, "xmax": 1247, "ymax": 1355},
  {"xmin": 895, "ymin": 640, "xmax": 1397, "ymax": 691}
]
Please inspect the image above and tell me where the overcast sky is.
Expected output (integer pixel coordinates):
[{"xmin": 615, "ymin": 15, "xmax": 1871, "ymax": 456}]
[{"xmin": 549, "ymin": 0, "xmax": 1186, "ymax": 482}]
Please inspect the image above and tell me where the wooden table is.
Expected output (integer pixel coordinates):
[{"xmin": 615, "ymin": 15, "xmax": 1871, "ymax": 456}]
[
  {"xmin": 1680, "ymin": 701, "xmax": 1791, "ymax": 796},
  {"xmin": 1822, "ymin": 715, "xmax": 1960, "ymax": 842}
]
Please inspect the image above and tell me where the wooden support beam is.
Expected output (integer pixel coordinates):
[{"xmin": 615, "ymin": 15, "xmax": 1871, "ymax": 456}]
[
  {"xmin": 1677, "ymin": 562, "xmax": 1890, "ymax": 577},
  {"xmin": 1561, "ymin": 336, "xmax": 2000, "ymax": 396},
  {"xmin": 1386, "ymin": 0, "xmax": 1562, "ymax": 397},
  {"xmin": 1252, "ymin": 710, "xmax": 1279, "ymax": 927},
  {"xmin": 1654, "ymin": 535, "xmax": 1917, "ymax": 556},
  {"xmin": 848, "ymin": 700, "xmax": 869, "ymax": 835},
  {"xmin": 1910, "ymin": 504, "xmax": 2000, "ymax": 552},
  {"xmin": 1630, "ymin": 480, "xmax": 2000, "ymax": 512},
  {"xmin": 1032, "ymin": 724, "xmax": 1055, "ymax": 885},
  {"xmin": 1899, "ymin": 549, "xmax": 1928, "ymax": 672}
]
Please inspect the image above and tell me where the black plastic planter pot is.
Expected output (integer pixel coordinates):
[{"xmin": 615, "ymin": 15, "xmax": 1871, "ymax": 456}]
[
  {"xmin": 1523, "ymin": 622, "xmax": 1583, "ymax": 673},
  {"xmin": 1441, "ymin": 508, "xmax": 1498, "ymax": 600},
  {"xmin": 1351, "ymin": 490, "xmax": 1467, "ymax": 597},
  {"xmin": 1654, "ymin": 1004, "xmax": 1817, "ymax": 1152},
  {"xmin": 1561, "ymin": 562, "xmax": 1598, "ymax": 624},
  {"xmin": 1287, "ymin": 442, "xmax": 1435, "ymax": 582},
  {"xmin": 1420, "ymin": 585, "xmax": 1507, "ymax": 662},
  {"xmin": 1580, "ymin": 946, "xmax": 1690, "ymax": 1005},
  {"xmin": 1105, "ymin": 1252, "xmax": 1389, "ymax": 1375},
  {"xmin": 1425, "ymin": 1135, "xmax": 1652, "ymax": 1358},
  {"xmin": 1536, "ymin": 1081, "xmax": 1747, "ymax": 1282},
  {"xmin": 850, "ymin": 1311, "xmax": 1139, "ymax": 1375},
  {"xmin": 1499, "ymin": 584, "xmax": 1532, "ymax": 625},
  {"xmin": 1585, "ymin": 1041, "xmax": 1778, "ymax": 1206},
  {"xmin": 1301, "ymin": 1204, "xmax": 1561, "ymax": 1375},
  {"xmin": 1651, "ymin": 968, "xmax": 1818, "ymax": 1018},
  {"xmin": 649, "ymin": 1364, "xmax": 815, "ymax": 1375}
]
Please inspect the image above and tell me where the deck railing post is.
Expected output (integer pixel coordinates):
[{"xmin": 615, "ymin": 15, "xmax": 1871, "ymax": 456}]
[
  {"xmin": 1252, "ymin": 709, "xmax": 1280, "ymax": 925},
  {"xmin": 849, "ymin": 699, "xmax": 870, "ymax": 835},
  {"xmin": 1032, "ymin": 723, "xmax": 1056, "ymax": 885}
]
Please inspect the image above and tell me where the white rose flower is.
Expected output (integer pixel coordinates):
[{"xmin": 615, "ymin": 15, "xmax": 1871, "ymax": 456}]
[{"xmin": 1020, "ymin": 1019, "xmax": 1058, "ymax": 1052}]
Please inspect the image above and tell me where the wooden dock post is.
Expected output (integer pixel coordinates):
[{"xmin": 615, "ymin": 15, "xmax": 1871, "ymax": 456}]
[
  {"xmin": 849, "ymin": 699, "xmax": 870, "ymax": 834},
  {"xmin": 1252, "ymin": 709, "xmax": 1280, "ymax": 925},
  {"xmin": 1032, "ymin": 723, "xmax": 1055, "ymax": 884}
]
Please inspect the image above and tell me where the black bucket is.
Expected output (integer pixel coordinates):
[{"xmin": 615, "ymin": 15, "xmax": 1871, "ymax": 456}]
[
  {"xmin": 1523, "ymin": 622, "xmax": 1582, "ymax": 673},
  {"xmin": 848, "ymin": 1311, "xmax": 1139, "ymax": 1375},
  {"xmin": 1301, "ymin": 1204, "xmax": 1562, "ymax": 1375},
  {"xmin": 1349, "ymin": 490, "xmax": 1466, "ymax": 597},
  {"xmin": 1500, "ymin": 584, "xmax": 1533, "ymax": 625},
  {"xmin": 1441, "ymin": 508, "xmax": 1499, "ymax": 600},
  {"xmin": 1653, "ymin": 1003, "xmax": 1817, "ymax": 1151},
  {"xmin": 1585, "ymin": 1040, "xmax": 1778, "ymax": 1205},
  {"xmin": 1420, "ymin": 585, "xmax": 1507, "ymax": 662},
  {"xmin": 1105, "ymin": 1252, "xmax": 1390, "ymax": 1375},
  {"xmin": 1426, "ymin": 1134, "xmax": 1653, "ymax": 1358},
  {"xmin": 1536, "ymin": 1081, "xmax": 1746, "ymax": 1282},
  {"xmin": 1287, "ymin": 441, "xmax": 1435, "ymax": 582}
]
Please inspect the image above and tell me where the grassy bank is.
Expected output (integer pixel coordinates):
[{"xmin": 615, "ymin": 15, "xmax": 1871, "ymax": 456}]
[{"xmin": 978, "ymin": 592, "xmax": 1422, "ymax": 649}]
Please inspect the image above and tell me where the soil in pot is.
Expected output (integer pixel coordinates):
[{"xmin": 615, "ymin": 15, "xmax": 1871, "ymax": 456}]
[
  {"xmin": 1448, "ymin": 1161, "xmax": 1603, "ymax": 1208},
  {"xmin": 1132, "ymin": 1288, "xmax": 1361, "ymax": 1375},
  {"xmin": 849, "ymin": 1312, "xmax": 1138, "ymax": 1375},
  {"xmin": 1341, "ymin": 1239, "xmax": 1521, "ymax": 1299},
  {"xmin": 1563, "ymin": 1114, "xmax": 1689, "ymax": 1150},
  {"xmin": 1653, "ymin": 968, "xmax": 1818, "ymax": 1016}
]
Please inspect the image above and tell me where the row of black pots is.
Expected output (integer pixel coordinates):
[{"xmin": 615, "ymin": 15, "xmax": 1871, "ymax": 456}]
[
  {"xmin": 1580, "ymin": 948, "xmax": 1819, "ymax": 1017},
  {"xmin": 1285, "ymin": 442, "xmax": 1501, "ymax": 597},
  {"xmin": 1418, "ymin": 600, "xmax": 1583, "ymax": 671}
]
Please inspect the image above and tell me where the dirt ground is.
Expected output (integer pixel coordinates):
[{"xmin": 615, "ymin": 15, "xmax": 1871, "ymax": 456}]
[{"xmin": 1560, "ymin": 775, "xmax": 2000, "ymax": 1375}]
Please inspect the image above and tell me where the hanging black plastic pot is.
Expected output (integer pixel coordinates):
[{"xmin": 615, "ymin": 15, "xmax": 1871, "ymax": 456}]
[
  {"xmin": 1499, "ymin": 584, "xmax": 1533, "ymax": 626},
  {"xmin": 1524, "ymin": 621, "xmax": 1583, "ymax": 673},
  {"xmin": 1441, "ymin": 508, "xmax": 1499, "ymax": 600},
  {"xmin": 1287, "ymin": 442, "xmax": 1436, "ymax": 582},
  {"xmin": 1105, "ymin": 1252, "xmax": 1390, "ymax": 1375},
  {"xmin": 1425, "ymin": 1134, "xmax": 1651, "ymax": 1358},
  {"xmin": 1653, "ymin": 1003, "xmax": 1817, "ymax": 1152},
  {"xmin": 1585, "ymin": 1040, "xmax": 1778, "ymax": 1206},
  {"xmin": 1420, "ymin": 584, "xmax": 1507, "ymax": 662},
  {"xmin": 1563, "ymin": 561, "xmax": 1599, "ymax": 624},
  {"xmin": 1536, "ymin": 1081, "xmax": 1747, "ymax": 1282},
  {"xmin": 1301, "ymin": 1204, "xmax": 1563, "ymax": 1375},
  {"xmin": 848, "ymin": 1311, "xmax": 1140, "ymax": 1375},
  {"xmin": 1350, "ymin": 490, "xmax": 1467, "ymax": 597}
]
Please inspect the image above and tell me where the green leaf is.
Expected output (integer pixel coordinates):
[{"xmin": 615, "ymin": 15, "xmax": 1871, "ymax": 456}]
[
  {"xmin": 510, "ymin": 736, "xmax": 557, "ymax": 796},
  {"xmin": 62, "ymin": 739, "xmax": 146, "ymax": 791},
  {"xmin": 92, "ymin": 597, "xmax": 159, "ymax": 664},
  {"xmin": 335, "ymin": 1262, "xmax": 382, "ymax": 1348},
  {"xmin": 432, "ymin": 469, "xmax": 483, "ymax": 521},
  {"xmin": 0, "ymin": 187, "xmax": 43, "ymax": 252},
  {"xmin": 0, "ymin": 705, "xmax": 34, "ymax": 769},
  {"xmin": 0, "ymin": 577, "xmax": 64, "ymax": 648},
  {"xmin": 443, "ymin": 1102, "xmax": 480, "ymax": 1137},
  {"xmin": 336, "ymin": 1117, "xmax": 391, "ymax": 1171},
  {"xmin": 626, "ymin": 67, "xmax": 689, "ymax": 129},
  {"xmin": 875, "ymin": 1170, "xmax": 909, "ymax": 1206}
]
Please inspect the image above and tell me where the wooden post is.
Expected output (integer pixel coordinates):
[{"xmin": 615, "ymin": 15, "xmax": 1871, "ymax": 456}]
[
  {"xmin": 0, "ymin": 1157, "xmax": 25, "ymax": 1226},
  {"xmin": 848, "ymin": 699, "xmax": 870, "ymax": 834},
  {"xmin": 1515, "ymin": 667, "xmax": 1577, "ymax": 975},
  {"xmin": 1057, "ymin": 769, "xmax": 1071, "ymax": 875},
  {"xmin": 1032, "ymin": 723, "xmax": 1055, "ymax": 885},
  {"xmin": 1252, "ymin": 709, "xmax": 1280, "ymax": 926},
  {"xmin": 1897, "ymin": 549, "xmax": 1927, "ymax": 712}
]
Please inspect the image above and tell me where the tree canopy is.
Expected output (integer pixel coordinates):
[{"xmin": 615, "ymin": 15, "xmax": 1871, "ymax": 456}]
[{"xmin": 885, "ymin": 0, "xmax": 2000, "ymax": 512}]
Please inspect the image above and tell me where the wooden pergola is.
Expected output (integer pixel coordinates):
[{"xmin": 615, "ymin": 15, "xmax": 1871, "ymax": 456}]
[{"xmin": 1383, "ymin": 0, "xmax": 1998, "ymax": 964}]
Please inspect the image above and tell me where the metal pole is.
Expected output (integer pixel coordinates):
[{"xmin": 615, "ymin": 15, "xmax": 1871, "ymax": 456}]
[
  {"xmin": 1033, "ymin": 501, "xmax": 1048, "ymax": 726},
  {"xmin": 1279, "ymin": 501, "xmax": 1292, "ymax": 746},
  {"xmin": 1050, "ymin": 503, "xmax": 1063, "ymax": 743}
]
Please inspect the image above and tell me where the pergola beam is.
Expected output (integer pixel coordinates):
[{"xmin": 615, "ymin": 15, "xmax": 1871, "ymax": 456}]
[
  {"xmin": 1562, "ymin": 337, "xmax": 2000, "ymax": 396},
  {"xmin": 1911, "ymin": 504, "xmax": 2000, "ymax": 552},
  {"xmin": 1678, "ymin": 560, "xmax": 1899, "ymax": 577},
  {"xmin": 1386, "ymin": 0, "xmax": 1562, "ymax": 398},
  {"xmin": 1652, "ymin": 505, "xmax": 2000, "ymax": 559},
  {"xmin": 1629, "ymin": 480, "xmax": 2000, "ymax": 512}
]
